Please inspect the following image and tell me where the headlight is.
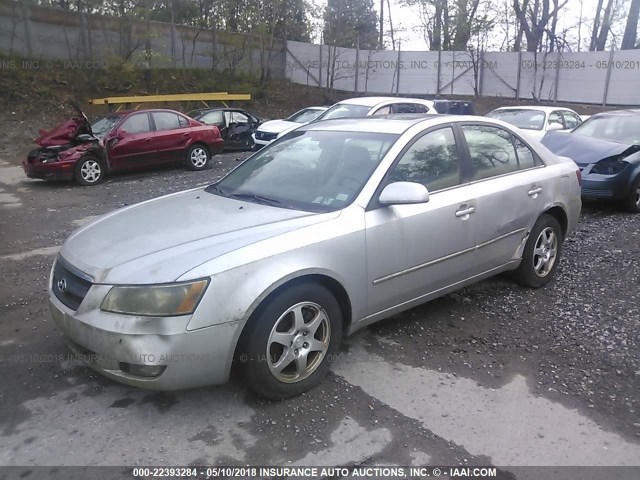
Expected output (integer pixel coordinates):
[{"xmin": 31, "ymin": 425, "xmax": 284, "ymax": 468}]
[
  {"xmin": 101, "ymin": 279, "xmax": 209, "ymax": 316},
  {"xmin": 591, "ymin": 157, "xmax": 628, "ymax": 175}
]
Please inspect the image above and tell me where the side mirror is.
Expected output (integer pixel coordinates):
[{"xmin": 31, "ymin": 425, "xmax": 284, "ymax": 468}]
[
  {"xmin": 379, "ymin": 181, "xmax": 430, "ymax": 205},
  {"xmin": 547, "ymin": 122, "xmax": 563, "ymax": 131},
  {"xmin": 116, "ymin": 129, "xmax": 127, "ymax": 139}
]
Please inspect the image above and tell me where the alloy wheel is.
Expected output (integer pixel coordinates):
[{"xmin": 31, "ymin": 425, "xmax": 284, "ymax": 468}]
[
  {"xmin": 80, "ymin": 160, "xmax": 101, "ymax": 183},
  {"xmin": 532, "ymin": 227, "xmax": 558, "ymax": 277},
  {"xmin": 266, "ymin": 302, "xmax": 331, "ymax": 383},
  {"xmin": 190, "ymin": 148, "xmax": 208, "ymax": 168}
]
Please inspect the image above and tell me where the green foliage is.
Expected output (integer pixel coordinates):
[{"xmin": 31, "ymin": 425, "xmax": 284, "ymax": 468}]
[{"xmin": 323, "ymin": 0, "xmax": 379, "ymax": 49}]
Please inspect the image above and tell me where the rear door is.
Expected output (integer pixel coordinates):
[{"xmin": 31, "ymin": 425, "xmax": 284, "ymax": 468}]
[
  {"xmin": 151, "ymin": 111, "xmax": 191, "ymax": 162},
  {"xmin": 457, "ymin": 123, "xmax": 549, "ymax": 272},
  {"xmin": 108, "ymin": 112, "xmax": 156, "ymax": 170},
  {"xmin": 364, "ymin": 125, "xmax": 478, "ymax": 316}
]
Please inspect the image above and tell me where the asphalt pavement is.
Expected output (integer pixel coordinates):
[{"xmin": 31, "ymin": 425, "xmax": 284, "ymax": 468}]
[{"xmin": 0, "ymin": 153, "xmax": 639, "ymax": 477}]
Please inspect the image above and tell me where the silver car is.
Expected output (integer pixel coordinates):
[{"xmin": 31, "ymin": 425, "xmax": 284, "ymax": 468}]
[{"xmin": 49, "ymin": 116, "xmax": 581, "ymax": 398}]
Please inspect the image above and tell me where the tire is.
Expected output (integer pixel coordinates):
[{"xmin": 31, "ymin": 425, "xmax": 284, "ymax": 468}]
[
  {"xmin": 239, "ymin": 282, "xmax": 343, "ymax": 399},
  {"xmin": 623, "ymin": 175, "xmax": 640, "ymax": 213},
  {"xmin": 74, "ymin": 155, "xmax": 105, "ymax": 186},
  {"xmin": 244, "ymin": 136, "xmax": 255, "ymax": 151},
  {"xmin": 513, "ymin": 214, "xmax": 563, "ymax": 288},
  {"xmin": 185, "ymin": 144, "xmax": 210, "ymax": 171}
]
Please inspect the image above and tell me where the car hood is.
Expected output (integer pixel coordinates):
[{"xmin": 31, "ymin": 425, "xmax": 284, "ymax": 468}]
[
  {"xmin": 60, "ymin": 188, "xmax": 333, "ymax": 284},
  {"xmin": 541, "ymin": 131, "xmax": 639, "ymax": 166},
  {"xmin": 256, "ymin": 119, "xmax": 297, "ymax": 133},
  {"xmin": 35, "ymin": 115, "xmax": 92, "ymax": 147}
]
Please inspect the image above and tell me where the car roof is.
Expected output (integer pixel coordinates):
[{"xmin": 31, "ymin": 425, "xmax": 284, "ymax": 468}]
[
  {"xmin": 97, "ymin": 108, "xmax": 185, "ymax": 117},
  {"xmin": 301, "ymin": 114, "xmax": 501, "ymax": 135},
  {"xmin": 336, "ymin": 96, "xmax": 433, "ymax": 107},
  {"xmin": 591, "ymin": 109, "xmax": 640, "ymax": 117},
  {"xmin": 491, "ymin": 106, "xmax": 576, "ymax": 113}
]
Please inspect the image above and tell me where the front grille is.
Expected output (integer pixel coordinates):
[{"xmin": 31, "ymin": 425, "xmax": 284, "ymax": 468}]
[
  {"xmin": 52, "ymin": 257, "xmax": 93, "ymax": 310},
  {"xmin": 256, "ymin": 131, "xmax": 278, "ymax": 141}
]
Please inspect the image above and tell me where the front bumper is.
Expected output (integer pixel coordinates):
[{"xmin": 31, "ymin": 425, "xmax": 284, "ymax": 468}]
[
  {"xmin": 579, "ymin": 164, "xmax": 633, "ymax": 200},
  {"xmin": 49, "ymin": 290, "xmax": 242, "ymax": 390},
  {"xmin": 22, "ymin": 157, "xmax": 75, "ymax": 181},
  {"xmin": 252, "ymin": 132, "xmax": 278, "ymax": 147}
]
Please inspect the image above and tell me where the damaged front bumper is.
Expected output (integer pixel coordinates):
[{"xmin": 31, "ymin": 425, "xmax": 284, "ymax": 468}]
[{"xmin": 49, "ymin": 278, "xmax": 242, "ymax": 390}]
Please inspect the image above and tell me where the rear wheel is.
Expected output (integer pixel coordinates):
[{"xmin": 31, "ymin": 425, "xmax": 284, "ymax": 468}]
[
  {"xmin": 513, "ymin": 214, "xmax": 563, "ymax": 288},
  {"xmin": 185, "ymin": 144, "xmax": 210, "ymax": 171},
  {"xmin": 74, "ymin": 155, "xmax": 105, "ymax": 186},
  {"xmin": 623, "ymin": 175, "xmax": 640, "ymax": 213},
  {"xmin": 239, "ymin": 282, "xmax": 342, "ymax": 399}
]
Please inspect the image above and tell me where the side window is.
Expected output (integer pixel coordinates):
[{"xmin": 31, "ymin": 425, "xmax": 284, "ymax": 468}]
[
  {"xmin": 232, "ymin": 112, "xmax": 249, "ymax": 124},
  {"xmin": 389, "ymin": 127, "xmax": 460, "ymax": 191},
  {"xmin": 562, "ymin": 112, "xmax": 581, "ymax": 129},
  {"xmin": 199, "ymin": 111, "xmax": 224, "ymax": 125},
  {"xmin": 413, "ymin": 104, "xmax": 429, "ymax": 113},
  {"xmin": 152, "ymin": 112, "xmax": 181, "ymax": 131},
  {"xmin": 548, "ymin": 112, "xmax": 564, "ymax": 127},
  {"xmin": 461, "ymin": 125, "xmax": 519, "ymax": 180},
  {"xmin": 394, "ymin": 103, "xmax": 419, "ymax": 114},
  {"xmin": 372, "ymin": 106, "xmax": 391, "ymax": 116},
  {"xmin": 513, "ymin": 137, "xmax": 538, "ymax": 169},
  {"xmin": 120, "ymin": 113, "xmax": 151, "ymax": 134},
  {"xmin": 178, "ymin": 114, "xmax": 190, "ymax": 128}
]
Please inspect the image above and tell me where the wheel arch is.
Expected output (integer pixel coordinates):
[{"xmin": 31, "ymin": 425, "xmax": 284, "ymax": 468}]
[
  {"xmin": 542, "ymin": 205, "xmax": 569, "ymax": 238},
  {"xmin": 232, "ymin": 272, "xmax": 353, "ymax": 360}
]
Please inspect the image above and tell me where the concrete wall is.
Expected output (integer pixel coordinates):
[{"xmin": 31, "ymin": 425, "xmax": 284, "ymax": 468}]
[{"xmin": 285, "ymin": 41, "xmax": 640, "ymax": 106}]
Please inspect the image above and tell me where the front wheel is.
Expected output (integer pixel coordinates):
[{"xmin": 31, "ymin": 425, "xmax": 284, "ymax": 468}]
[
  {"xmin": 623, "ymin": 175, "xmax": 640, "ymax": 213},
  {"xmin": 513, "ymin": 214, "xmax": 563, "ymax": 288},
  {"xmin": 239, "ymin": 283, "xmax": 342, "ymax": 399},
  {"xmin": 74, "ymin": 155, "xmax": 105, "ymax": 186},
  {"xmin": 185, "ymin": 144, "xmax": 210, "ymax": 171}
]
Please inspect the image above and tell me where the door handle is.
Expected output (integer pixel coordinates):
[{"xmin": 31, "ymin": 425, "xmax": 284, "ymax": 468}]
[
  {"xmin": 528, "ymin": 187, "xmax": 543, "ymax": 196},
  {"xmin": 455, "ymin": 206, "xmax": 476, "ymax": 217},
  {"xmin": 182, "ymin": 132, "xmax": 191, "ymax": 137},
  {"xmin": 144, "ymin": 137, "xmax": 152, "ymax": 142}
]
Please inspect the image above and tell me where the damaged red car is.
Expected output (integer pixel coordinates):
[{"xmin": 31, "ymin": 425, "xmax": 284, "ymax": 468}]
[{"xmin": 23, "ymin": 109, "xmax": 224, "ymax": 186}]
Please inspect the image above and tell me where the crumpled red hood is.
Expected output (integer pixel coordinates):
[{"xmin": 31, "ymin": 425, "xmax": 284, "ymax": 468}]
[{"xmin": 35, "ymin": 117, "xmax": 90, "ymax": 147}]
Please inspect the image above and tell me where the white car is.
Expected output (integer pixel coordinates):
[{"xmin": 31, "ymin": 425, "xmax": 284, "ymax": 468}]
[
  {"xmin": 253, "ymin": 107, "xmax": 328, "ymax": 149},
  {"xmin": 276, "ymin": 96, "xmax": 438, "ymax": 140},
  {"xmin": 486, "ymin": 106, "xmax": 583, "ymax": 141}
]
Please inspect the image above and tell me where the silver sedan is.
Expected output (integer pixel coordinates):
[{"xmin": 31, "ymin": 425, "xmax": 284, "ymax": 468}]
[{"xmin": 49, "ymin": 116, "xmax": 581, "ymax": 398}]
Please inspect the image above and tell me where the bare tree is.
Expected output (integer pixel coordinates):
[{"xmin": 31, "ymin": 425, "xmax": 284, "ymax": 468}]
[
  {"xmin": 593, "ymin": 0, "xmax": 615, "ymax": 50},
  {"xmin": 622, "ymin": 0, "xmax": 640, "ymax": 49},
  {"xmin": 513, "ymin": 0, "xmax": 568, "ymax": 52}
]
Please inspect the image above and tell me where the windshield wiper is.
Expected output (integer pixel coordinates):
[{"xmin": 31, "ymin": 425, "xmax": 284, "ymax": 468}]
[{"xmin": 226, "ymin": 192, "xmax": 283, "ymax": 207}]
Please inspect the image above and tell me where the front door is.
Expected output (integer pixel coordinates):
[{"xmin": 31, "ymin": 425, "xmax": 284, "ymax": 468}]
[
  {"xmin": 108, "ymin": 112, "xmax": 156, "ymax": 170},
  {"xmin": 364, "ymin": 126, "xmax": 478, "ymax": 317}
]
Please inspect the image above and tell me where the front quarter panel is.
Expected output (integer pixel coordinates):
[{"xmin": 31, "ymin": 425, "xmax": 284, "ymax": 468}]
[{"xmin": 182, "ymin": 206, "xmax": 367, "ymax": 332}]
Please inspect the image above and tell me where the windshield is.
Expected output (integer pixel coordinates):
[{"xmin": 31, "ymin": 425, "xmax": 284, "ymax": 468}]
[
  {"xmin": 314, "ymin": 104, "xmax": 371, "ymax": 121},
  {"xmin": 209, "ymin": 130, "xmax": 399, "ymax": 212},
  {"xmin": 91, "ymin": 115, "xmax": 121, "ymax": 139},
  {"xmin": 287, "ymin": 108, "xmax": 326, "ymax": 123},
  {"xmin": 486, "ymin": 109, "xmax": 546, "ymax": 131},
  {"xmin": 572, "ymin": 115, "xmax": 640, "ymax": 144}
]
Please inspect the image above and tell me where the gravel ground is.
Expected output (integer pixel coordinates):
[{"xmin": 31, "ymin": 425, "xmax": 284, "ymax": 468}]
[{"xmin": 0, "ymin": 151, "xmax": 639, "ymax": 477}]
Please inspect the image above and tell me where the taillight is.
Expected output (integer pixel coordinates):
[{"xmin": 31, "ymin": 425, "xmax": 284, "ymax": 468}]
[{"xmin": 575, "ymin": 169, "xmax": 581, "ymax": 186}]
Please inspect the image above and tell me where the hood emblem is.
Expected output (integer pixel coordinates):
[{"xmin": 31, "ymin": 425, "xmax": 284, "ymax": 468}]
[{"xmin": 57, "ymin": 277, "xmax": 67, "ymax": 293}]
